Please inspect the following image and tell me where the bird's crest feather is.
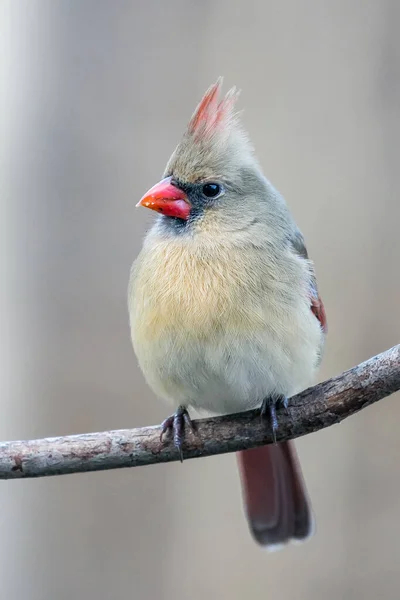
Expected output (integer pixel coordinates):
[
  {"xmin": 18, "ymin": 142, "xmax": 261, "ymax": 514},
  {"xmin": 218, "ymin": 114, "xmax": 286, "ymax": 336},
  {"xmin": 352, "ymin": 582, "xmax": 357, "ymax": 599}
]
[
  {"xmin": 164, "ymin": 78, "xmax": 253, "ymax": 183},
  {"xmin": 188, "ymin": 77, "xmax": 240, "ymax": 141}
]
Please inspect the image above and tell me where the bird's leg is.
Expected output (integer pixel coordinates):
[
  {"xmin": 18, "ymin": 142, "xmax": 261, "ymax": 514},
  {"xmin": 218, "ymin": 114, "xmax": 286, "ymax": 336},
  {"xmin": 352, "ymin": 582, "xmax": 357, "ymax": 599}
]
[
  {"xmin": 160, "ymin": 405, "xmax": 195, "ymax": 462},
  {"xmin": 260, "ymin": 395, "xmax": 289, "ymax": 443}
]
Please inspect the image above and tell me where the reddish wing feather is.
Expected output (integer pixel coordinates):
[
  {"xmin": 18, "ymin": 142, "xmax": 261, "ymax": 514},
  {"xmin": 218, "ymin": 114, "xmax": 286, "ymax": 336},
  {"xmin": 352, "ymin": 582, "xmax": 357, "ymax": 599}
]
[
  {"xmin": 290, "ymin": 229, "xmax": 327, "ymax": 334},
  {"xmin": 310, "ymin": 293, "xmax": 327, "ymax": 333}
]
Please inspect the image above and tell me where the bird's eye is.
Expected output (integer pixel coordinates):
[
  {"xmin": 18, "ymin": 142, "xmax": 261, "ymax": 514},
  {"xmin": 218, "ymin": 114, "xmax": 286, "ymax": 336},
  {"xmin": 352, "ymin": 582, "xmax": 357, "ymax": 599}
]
[{"xmin": 202, "ymin": 183, "xmax": 221, "ymax": 198}]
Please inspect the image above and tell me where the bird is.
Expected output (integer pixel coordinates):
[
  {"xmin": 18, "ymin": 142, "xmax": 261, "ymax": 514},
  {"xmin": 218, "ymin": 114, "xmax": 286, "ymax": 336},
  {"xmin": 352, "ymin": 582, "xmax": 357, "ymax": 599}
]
[{"xmin": 128, "ymin": 78, "xmax": 327, "ymax": 549}]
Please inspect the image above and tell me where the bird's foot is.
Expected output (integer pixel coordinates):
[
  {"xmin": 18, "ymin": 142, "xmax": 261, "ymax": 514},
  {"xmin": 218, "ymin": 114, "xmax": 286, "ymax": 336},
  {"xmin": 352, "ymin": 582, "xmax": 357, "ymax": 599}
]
[
  {"xmin": 260, "ymin": 395, "xmax": 289, "ymax": 443},
  {"xmin": 160, "ymin": 405, "xmax": 195, "ymax": 462}
]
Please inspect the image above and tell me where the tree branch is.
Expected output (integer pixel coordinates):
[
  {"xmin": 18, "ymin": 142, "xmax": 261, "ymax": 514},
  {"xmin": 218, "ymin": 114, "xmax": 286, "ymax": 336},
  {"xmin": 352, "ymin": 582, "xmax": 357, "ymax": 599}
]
[{"xmin": 0, "ymin": 344, "xmax": 399, "ymax": 479}]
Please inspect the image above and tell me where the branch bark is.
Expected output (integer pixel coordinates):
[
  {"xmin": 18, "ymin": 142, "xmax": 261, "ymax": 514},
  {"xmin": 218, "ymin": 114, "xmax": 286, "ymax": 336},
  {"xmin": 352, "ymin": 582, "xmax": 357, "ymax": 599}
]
[{"xmin": 1, "ymin": 344, "xmax": 399, "ymax": 479}]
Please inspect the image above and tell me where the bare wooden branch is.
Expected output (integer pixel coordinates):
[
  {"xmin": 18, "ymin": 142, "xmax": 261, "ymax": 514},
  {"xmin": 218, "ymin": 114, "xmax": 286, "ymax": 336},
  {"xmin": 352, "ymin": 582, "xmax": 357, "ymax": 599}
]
[{"xmin": 0, "ymin": 344, "xmax": 399, "ymax": 480}]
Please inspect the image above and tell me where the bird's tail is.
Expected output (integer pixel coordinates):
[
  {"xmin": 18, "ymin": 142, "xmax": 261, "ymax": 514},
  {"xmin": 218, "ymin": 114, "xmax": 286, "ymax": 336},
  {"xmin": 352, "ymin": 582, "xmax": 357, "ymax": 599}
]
[{"xmin": 236, "ymin": 441, "xmax": 314, "ymax": 549}]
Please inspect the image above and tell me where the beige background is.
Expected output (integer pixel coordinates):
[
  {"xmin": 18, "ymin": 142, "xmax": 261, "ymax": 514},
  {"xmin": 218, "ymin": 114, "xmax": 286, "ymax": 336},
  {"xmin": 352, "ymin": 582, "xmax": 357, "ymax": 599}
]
[{"xmin": 1, "ymin": 1, "xmax": 400, "ymax": 599}]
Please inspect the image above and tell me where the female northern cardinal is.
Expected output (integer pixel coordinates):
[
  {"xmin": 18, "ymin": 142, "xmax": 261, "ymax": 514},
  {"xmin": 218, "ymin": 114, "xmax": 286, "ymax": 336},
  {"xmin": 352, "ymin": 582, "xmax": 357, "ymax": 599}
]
[{"xmin": 129, "ymin": 79, "xmax": 326, "ymax": 549}]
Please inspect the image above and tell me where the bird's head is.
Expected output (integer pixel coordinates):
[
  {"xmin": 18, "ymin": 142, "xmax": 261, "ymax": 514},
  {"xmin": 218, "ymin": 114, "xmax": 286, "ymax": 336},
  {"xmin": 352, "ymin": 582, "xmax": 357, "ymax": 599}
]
[{"xmin": 137, "ymin": 78, "xmax": 288, "ymax": 242}]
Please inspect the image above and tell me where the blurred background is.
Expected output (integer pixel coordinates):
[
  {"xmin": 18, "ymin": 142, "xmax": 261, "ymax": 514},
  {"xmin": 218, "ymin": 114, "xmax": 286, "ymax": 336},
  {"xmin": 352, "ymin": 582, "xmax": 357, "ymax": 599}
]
[{"xmin": 1, "ymin": 1, "xmax": 400, "ymax": 599}]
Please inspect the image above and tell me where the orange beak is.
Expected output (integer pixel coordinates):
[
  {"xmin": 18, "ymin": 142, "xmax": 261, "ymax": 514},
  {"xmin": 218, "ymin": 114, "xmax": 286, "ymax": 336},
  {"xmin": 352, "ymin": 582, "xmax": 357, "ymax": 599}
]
[{"xmin": 136, "ymin": 177, "xmax": 191, "ymax": 220}]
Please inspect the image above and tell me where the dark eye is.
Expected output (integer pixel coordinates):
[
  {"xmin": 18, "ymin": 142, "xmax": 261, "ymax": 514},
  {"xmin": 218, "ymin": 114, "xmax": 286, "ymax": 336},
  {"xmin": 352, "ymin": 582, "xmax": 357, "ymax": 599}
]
[{"xmin": 202, "ymin": 183, "xmax": 221, "ymax": 198}]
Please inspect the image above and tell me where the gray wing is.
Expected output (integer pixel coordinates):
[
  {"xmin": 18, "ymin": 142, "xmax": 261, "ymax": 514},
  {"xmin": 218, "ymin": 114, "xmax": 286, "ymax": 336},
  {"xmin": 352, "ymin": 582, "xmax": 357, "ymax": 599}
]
[{"xmin": 290, "ymin": 228, "xmax": 327, "ymax": 333}]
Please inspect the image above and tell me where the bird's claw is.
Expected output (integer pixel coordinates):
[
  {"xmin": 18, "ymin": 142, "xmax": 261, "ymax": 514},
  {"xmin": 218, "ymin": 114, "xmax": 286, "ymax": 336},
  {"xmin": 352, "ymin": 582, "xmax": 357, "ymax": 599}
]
[
  {"xmin": 160, "ymin": 405, "xmax": 195, "ymax": 462},
  {"xmin": 260, "ymin": 395, "xmax": 289, "ymax": 443}
]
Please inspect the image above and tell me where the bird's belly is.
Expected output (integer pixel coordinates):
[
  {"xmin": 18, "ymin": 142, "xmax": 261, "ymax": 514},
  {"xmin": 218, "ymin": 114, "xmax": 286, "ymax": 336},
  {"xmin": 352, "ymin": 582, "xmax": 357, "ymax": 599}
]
[
  {"xmin": 133, "ymin": 317, "xmax": 321, "ymax": 416},
  {"xmin": 130, "ymin": 242, "xmax": 322, "ymax": 416}
]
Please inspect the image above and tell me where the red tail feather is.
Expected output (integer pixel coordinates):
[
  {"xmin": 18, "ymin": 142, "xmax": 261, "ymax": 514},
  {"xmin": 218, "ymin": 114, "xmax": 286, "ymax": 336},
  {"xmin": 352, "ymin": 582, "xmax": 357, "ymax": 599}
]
[{"xmin": 237, "ymin": 442, "xmax": 314, "ymax": 548}]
